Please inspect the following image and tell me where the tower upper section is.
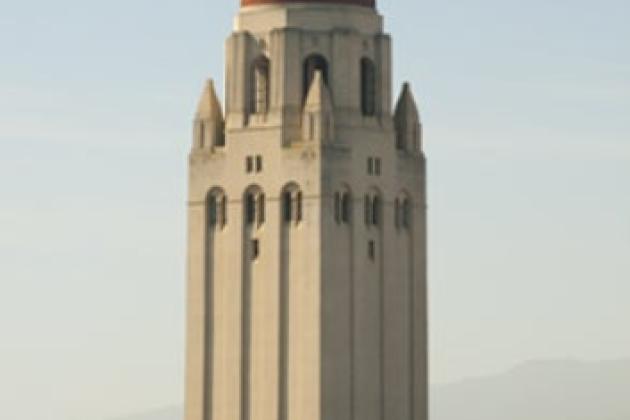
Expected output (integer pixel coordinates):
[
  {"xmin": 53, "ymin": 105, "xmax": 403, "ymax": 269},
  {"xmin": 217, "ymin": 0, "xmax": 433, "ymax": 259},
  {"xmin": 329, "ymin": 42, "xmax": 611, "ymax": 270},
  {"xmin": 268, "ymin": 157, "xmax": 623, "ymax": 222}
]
[
  {"xmin": 235, "ymin": 0, "xmax": 382, "ymax": 34},
  {"xmin": 242, "ymin": 0, "xmax": 375, "ymax": 8},
  {"xmin": 192, "ymin": 0, "xmax": 422, "ymax": 157}
]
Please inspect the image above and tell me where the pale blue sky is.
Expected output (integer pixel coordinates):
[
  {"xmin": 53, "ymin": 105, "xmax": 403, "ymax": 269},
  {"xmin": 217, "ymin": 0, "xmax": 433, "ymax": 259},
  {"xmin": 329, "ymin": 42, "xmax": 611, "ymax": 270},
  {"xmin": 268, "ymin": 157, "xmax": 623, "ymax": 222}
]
[{"xmin": 1, "ymin": 0, "xmax": 629, "ymax": 419}]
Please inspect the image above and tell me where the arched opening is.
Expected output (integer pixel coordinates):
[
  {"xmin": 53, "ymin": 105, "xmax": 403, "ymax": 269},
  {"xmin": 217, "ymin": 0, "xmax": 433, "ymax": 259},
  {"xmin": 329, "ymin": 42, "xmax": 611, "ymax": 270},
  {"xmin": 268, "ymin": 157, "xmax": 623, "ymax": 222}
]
[
  {"xmin": 303, "ymin": 54, "xmax": 329, "ymax": 101},
  {"xmin": 364, "ymin": 189, "xmax": 382, "ymax": 227},
  {"xmin": 334, "ymin": 188, "xmax": 352, "ymax": 224},
  {"xmin": 245, "ymin": 193, "xmax": 256, "ymax": 225},
  {"xmin": 371, "ymin": 196, "xmax": 381, "ymax": 226},
  {"xmin": 364, "ymin": 195, "xmax": 372, "ymax": 226},
  {"xmin": 341, "ymin": 192, "xmax": 352, "ymax": 224},
  {"xmin": 281, "ymin": 183, "xmax": 303, "ymax": 225},
  {"xmin": 296, "ymin": 191, "xmax": 303, "ymax": 222},
  {"xmin": 257, "ymin": 194, "xmax": 266, "ymax": 226},
  {"xmin": 250, "ymin": 55, "xmax": 270, "ymax": 115},
  {"xmin": 283, "ymin": 191, "xmax": 293, "ymax": 223},
  {"xmin": 207, "ymin": 188, "xmax": 227, "ymax": 229},
  {"xmin": 360, "ymin": 57, "xmax": 377, "ymax": 116},
  {"xmin": 402, "ymin": 197, "xmax": 412, "ymax": 229},
  {"xmin": 394, "ymin": 192, "xmax": 413, "ymax": 230},
  {"xmin": 208, "ymin": 195, "xmax": 217, "ymax": 226},
  {"xmin": 244, "ymin": 186, "xmax": 265, "ymax": 228}
]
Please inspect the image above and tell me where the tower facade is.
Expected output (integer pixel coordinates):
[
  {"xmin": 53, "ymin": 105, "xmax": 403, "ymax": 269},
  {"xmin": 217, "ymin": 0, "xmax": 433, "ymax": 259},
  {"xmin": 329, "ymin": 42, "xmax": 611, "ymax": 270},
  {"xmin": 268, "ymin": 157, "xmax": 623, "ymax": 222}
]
[{"xmin": 185, "ymin": 2, "xmax": 427, "ymax": 420}]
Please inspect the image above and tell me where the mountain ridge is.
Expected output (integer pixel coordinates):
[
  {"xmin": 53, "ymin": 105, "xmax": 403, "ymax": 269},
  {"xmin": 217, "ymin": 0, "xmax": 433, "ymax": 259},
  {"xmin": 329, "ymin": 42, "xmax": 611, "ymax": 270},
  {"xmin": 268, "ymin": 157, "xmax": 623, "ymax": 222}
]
[{"xmin": 112, "ymin": 359, "xmax": 630, "ymax": 420}]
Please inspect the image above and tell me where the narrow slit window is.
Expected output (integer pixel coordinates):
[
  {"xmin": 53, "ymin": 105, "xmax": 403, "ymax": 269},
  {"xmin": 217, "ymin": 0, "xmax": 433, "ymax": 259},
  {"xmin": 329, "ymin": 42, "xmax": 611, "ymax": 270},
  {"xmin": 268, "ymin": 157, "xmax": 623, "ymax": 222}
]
[
  {"xmin": 368, "ymin": 240, "xmax": 376, "ymax": 261},
  {"xmin": 252, "ymin": 239, "xmax": 260, "ymax": 260},
  {"xmin": 256, "ymin": 155, "xmax": 263, "ymax": 172},
  {"xmin": 246, "ymin": 156, "xmax": 254, "ymax": 173},
  {"xmin": 334, "ymin": 192, "xmax": 341, "ymax": 223}
]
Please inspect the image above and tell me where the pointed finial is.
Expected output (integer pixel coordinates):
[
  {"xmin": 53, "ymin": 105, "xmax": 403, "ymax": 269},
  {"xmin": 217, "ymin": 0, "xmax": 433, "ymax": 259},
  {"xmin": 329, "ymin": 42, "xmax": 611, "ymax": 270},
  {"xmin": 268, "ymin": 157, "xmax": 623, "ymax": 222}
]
[
  {"xmin": 395, "ymin": 82, "xmax": 418, "ymax": 116},
  {"xmin": 394, "ymin": 82, "xmax": 422, "ymax": 153},
  {"xmin": 301, "ymin": 70, "xmax": 335, "ymax": 144},
  {"xmin": 193, "ymin": 79, "xmax": 225, "ymax": 150},
  {"xmin": 196, "ymin": 79, "xmax": 223, "ymax": 121},
  {"xmin": 304, "ymin": 71, "xmax": 333, "ymax": 112}
]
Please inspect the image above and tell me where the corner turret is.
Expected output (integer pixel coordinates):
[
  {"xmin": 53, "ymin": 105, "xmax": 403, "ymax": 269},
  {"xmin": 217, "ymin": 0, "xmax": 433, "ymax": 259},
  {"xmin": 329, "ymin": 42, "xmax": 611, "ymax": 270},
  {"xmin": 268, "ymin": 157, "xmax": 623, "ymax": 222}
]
[
  {"xmin": 394, "ymin": 82, "xmax": 422, "ymax": 153},
  {"xmin": 193, "ymin": 79, "xmax": 225, "ymax": 150}
]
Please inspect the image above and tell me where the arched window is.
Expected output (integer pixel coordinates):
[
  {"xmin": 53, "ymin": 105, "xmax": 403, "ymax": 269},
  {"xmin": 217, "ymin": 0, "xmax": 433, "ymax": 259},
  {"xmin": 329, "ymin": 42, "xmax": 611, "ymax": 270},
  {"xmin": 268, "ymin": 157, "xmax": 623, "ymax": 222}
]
[
  {"xmin": 364, "ymin": 190, "xmax": 382, "ymax": 227},
  {"xmin": 402, "ymin": 198, "xmax": 412, "ymax": 229},
  {"xmin": 282, "ymin": 184, "xmax": 303, "ymax": 225},
  {"xmin": 208, "ymin": 189, "xmax": 227, "ymax": 229},
  {"xmin": 303, "ymin": 54, "xmax": 329, "ymax": 101},
  {"xmin": 245, "ymin": 193, "xmax": 256, "ymax": 225},
  {"xmin": 341, "ymin": 192, "xmax": 352, "ymax": 224},
  {"xmin": 257, "ymin": 194, "xmax": 266, "ymax": 226},
  {"xmin": 296, "ymin": 191, "xmax": 303, "ymax": 222},
  {"xmin": 394, "ymin": 193, "xmax": 412, "ymax": 231},
  {"xmin": 360, "ymin": 57, "xmax": 376, "ymax": 116},
  {"xmin": 371, "ymin": 196, "xmax": 381, "ymax": 226},
  {"xmin": 251, "ymin": 56, "xmax": 270, "ymax": 115},
  {"xmin": 283, "ymin": 191, "xmax": 293, "ymax": 223},
  {"xmin": 209, "ymin": 194, "xmax": 217, "ymax": 226},
  {"xmin": 245, "ymin": 187, "xmax": 265, "ymax": 228},
  {"xmin": 334, "ymin": 189, "xmax": 352, "ymax": 224}
]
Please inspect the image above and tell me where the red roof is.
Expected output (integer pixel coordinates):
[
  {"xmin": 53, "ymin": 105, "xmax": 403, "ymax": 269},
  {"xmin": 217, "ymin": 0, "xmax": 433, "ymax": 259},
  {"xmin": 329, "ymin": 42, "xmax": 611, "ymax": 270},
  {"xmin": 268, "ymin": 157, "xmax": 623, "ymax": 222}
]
[{"xmin": 242, "ymin": 0, "xmax": 375, "ymax": 8}]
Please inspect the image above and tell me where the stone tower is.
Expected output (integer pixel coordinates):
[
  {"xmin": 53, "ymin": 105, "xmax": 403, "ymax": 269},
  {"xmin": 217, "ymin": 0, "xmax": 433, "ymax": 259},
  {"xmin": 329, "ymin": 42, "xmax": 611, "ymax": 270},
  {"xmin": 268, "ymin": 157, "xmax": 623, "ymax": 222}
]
[{"xmin": 185, "ymin": 2, "xmax": 427, "ymax": 420}]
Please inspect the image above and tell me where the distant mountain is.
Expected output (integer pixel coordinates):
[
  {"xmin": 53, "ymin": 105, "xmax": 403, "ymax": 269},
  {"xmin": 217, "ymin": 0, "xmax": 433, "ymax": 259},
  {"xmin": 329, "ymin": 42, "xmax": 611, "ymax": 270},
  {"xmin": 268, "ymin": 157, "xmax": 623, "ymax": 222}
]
[
  {"xmin": 432, "ymin": 359, "xmax": 630, "ymax": 420},
  {"xmin": 115, "ymin": 359, "xmax": 630, "ymax": 420}
]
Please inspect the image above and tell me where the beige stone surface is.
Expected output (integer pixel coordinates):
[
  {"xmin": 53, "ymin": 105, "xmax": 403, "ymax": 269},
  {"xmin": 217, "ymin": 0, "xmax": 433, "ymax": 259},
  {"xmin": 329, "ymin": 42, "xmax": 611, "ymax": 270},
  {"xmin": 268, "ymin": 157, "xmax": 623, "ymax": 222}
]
[{"xmin": 185, "ymin": 4, "xmax": 427, "ymax": 420}]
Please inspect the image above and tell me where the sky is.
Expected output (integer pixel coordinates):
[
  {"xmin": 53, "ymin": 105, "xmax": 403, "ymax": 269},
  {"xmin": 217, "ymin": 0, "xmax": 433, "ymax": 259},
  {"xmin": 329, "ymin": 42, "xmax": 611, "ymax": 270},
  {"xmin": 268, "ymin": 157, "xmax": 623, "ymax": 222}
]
[{"xmin": 1, "ymin": 0, "xmax": 629, "ymax": 419}]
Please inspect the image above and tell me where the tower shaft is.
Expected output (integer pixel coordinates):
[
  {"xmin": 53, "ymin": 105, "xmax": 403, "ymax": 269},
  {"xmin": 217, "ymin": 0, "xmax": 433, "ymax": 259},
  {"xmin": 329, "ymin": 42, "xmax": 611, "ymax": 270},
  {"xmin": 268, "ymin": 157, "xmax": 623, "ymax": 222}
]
[{"xmin": 185, "ymin": 4, "xmax": 427, "ymax": 420}]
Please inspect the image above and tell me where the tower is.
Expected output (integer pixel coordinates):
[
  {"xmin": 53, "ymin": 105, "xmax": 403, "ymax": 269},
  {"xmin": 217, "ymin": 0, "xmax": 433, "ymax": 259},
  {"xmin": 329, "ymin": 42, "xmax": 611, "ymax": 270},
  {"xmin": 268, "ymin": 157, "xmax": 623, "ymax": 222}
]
[{"xmin": 185, "ymin": 2, "xmax": 427, "ymax": 420}]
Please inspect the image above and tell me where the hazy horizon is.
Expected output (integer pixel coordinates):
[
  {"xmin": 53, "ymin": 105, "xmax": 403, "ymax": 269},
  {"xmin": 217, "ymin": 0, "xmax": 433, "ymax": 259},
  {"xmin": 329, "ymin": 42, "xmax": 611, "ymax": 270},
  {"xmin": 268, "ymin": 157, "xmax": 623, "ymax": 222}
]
[
  {"xmin": 1, "ymin": 0, "xmax": 629, "ymax": 419},
  {"xmin": 107, "ymin": 358, "xmax": 630, "ymax": 420}
]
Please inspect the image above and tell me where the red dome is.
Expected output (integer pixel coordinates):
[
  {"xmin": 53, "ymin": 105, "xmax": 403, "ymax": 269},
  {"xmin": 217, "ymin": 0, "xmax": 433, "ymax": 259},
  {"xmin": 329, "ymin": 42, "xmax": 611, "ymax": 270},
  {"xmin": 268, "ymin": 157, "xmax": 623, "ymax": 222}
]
[{"xmin": 242, "ymin": 0, "xmax": 375, "ymax": 8}]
